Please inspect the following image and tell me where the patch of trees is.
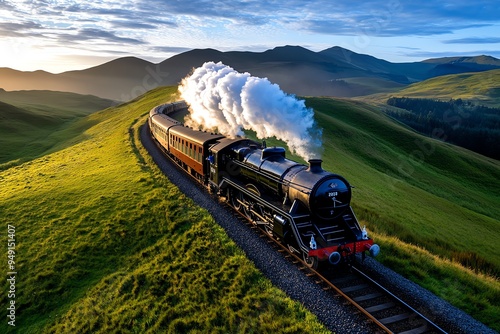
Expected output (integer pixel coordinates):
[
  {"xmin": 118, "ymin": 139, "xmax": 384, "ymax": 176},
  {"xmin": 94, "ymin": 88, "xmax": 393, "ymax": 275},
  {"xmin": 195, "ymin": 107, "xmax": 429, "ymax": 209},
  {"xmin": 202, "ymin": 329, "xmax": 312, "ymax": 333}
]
[{"xmin": 386, "ymin": 97, "xmax": 500, "ymax": 159}]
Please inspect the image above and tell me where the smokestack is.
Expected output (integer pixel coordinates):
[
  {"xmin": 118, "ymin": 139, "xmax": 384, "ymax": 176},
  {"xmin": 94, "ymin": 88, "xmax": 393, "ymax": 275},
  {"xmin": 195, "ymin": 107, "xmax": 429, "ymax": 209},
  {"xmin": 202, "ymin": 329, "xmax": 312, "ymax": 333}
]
[{"xmin": 307, "ymin": 159, "xmax": 323, "ymax": 173}]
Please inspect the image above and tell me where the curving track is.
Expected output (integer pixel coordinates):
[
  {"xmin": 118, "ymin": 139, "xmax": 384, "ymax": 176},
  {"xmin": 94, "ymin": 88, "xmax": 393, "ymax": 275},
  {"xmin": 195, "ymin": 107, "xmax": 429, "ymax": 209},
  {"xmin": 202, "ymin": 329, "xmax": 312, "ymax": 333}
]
[
  {"xmin": 140, "ymin": 120, "xmax": 496, "ymax": 334},
  {"xmin": 225, "ymin": 197, "xmax": 447, "ymax": 334}
]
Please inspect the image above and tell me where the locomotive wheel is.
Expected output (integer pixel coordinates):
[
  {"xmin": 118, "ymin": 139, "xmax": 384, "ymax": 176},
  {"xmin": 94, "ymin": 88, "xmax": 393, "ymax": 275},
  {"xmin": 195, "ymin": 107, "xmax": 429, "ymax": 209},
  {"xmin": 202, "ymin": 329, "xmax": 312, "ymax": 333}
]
[
  {"xmin": 243, "ymin": 184, "xmax": 260, "ymax": 220},
  {"xmin": 230, "ymin": 188, "xmax": 243, "ymax": 211},
  {"xmin": 303, "ymin": 253, "xmax": 318, "ymax": 270},
  {"xmin": 242, "ymin": 194, "xmax": 253, "ymax": 219},
  {"xmin": 231, "ymin": 189, "xmax": 253, "ymax": 219}
]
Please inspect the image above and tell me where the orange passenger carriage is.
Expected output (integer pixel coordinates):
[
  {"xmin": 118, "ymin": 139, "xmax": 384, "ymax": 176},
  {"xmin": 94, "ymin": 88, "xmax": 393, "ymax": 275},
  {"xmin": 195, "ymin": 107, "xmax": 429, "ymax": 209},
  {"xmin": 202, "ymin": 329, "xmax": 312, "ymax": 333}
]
[
  {"xmin": 167, "ymin": 126, "xmax": 224, "ymax": 178},
  {"xmin": 149, "ymin": 103, "xmax": 224, "ymax": 181}
]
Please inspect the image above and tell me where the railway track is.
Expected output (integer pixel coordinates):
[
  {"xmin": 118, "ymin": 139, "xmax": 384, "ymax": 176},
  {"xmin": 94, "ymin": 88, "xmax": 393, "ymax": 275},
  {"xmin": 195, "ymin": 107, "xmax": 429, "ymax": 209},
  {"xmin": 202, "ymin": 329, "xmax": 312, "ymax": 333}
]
[
  {"xmin": 323, "ymin": 266, "xmax": 447, "ymax": 334},
  {"xmin": 143, "ymin": 120, "xmax": 492, "ymax": 334},
  {"xmin": 147, "ymin": 121, "xmax": 447, "ymax": 333},
  {"xmin": 224, "ymin": 200, "xmax": 448, "ymax": 334}
]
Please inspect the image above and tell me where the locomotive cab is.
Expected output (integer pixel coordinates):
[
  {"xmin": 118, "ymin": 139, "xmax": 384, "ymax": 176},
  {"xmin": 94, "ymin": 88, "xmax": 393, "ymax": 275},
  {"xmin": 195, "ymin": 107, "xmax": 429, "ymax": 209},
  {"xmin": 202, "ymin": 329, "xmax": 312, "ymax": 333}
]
[{"xmin": 207, "ymin": 138, "xmax": 260, "ymax": 189}]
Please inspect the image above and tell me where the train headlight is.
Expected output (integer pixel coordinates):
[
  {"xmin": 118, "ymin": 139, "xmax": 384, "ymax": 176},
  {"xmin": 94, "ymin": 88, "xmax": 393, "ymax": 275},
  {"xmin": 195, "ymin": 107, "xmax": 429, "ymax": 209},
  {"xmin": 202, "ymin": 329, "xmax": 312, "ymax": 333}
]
[{"xmin": 369, "ymin": 244, "xmax": 380, "ymax": 257}]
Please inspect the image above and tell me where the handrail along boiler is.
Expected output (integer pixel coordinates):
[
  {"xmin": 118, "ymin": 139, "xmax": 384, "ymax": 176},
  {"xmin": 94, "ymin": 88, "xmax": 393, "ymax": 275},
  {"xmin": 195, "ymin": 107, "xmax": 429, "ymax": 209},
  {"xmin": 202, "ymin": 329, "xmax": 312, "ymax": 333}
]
[{"xmin": 148, "ymin": 101, "xmax": 380, "ymax": 268}]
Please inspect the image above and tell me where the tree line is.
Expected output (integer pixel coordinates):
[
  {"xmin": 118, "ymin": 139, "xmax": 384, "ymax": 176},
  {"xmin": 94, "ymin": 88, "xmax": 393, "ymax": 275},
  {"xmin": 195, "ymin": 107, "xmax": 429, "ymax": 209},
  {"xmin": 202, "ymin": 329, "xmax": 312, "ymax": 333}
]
[{"xmin": 386, "ymin": 97, "xmax": 500, "ymax": 159}]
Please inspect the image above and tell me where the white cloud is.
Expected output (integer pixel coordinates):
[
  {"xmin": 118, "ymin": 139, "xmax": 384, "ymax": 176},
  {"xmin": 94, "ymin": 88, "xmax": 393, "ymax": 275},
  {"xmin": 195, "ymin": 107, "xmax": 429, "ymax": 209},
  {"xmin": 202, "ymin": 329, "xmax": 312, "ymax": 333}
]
[{"xmin": 1, "ymin": 0, "xmax": 499, "ymax": 71}]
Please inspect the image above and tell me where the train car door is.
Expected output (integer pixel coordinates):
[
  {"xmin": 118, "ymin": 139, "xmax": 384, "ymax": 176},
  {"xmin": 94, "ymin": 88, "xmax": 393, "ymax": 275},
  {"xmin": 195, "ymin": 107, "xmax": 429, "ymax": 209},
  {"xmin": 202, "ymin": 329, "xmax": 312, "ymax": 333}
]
[
  {"xmin": 209, "ymin": 152, "xmax": 216, "ymax": 180},
  {"xmin": 205, "ymin": 149, "xmax": 217, "ymax": 185}
]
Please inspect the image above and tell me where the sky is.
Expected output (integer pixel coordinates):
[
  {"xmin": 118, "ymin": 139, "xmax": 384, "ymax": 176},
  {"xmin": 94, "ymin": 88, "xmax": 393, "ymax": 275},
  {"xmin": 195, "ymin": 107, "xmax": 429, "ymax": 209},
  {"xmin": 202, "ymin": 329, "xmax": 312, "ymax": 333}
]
[{"xmin": 1, "ymin": 0, "xmax": 499, "ymax": 73}]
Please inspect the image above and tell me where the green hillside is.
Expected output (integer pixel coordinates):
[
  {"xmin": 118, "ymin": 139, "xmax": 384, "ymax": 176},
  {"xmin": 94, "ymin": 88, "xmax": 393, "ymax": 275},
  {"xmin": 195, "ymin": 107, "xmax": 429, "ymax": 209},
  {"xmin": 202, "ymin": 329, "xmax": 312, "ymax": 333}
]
[
  {"xmin": 306, "ymin": 97, "xmax": 499, "ymax": 329},
  {"xmin": 0, "ymin": 87, "xmax": 329, "ymax": 334},
  {"xmin": 0, "ymin": 89, "xmax": 117, "ymax": 114},
  {"xmin": 392, "ymin": 69, "xmax": 500, "ymax": 107},
  {"xmin": 358, "ymin": 69, "xmax": 500, "ymax": 109},
  {"xmin": 307, "ymin": 97, "xmax": 499, "ymax": 265},
  {"xmin": 0, "ymin": 90, "xmax": 116, "ymax": 167},
  {"xmin": 0, "ymin": 87, "xmax": 498, "ymax": 332}
]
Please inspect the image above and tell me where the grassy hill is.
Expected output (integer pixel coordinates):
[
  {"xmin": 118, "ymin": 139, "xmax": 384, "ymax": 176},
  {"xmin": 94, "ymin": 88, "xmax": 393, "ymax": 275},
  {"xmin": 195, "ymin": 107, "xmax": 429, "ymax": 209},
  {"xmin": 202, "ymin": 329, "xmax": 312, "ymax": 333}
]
[
  {"xmin": 0, "ymin": 87, "xmax": 329, "ymax": 333},
  {"xmin": 0, "ymin": 90, "xmax": 116, "ymax": 167},
  {"xmin": 307, "ymin": 97, "xmax": 499, "ymax": 267},
  {"xmin": 306, "ymin": 97, "xmax": 499, "ymax": 329},
  {"xmin": 388, "ymin": 69, "xmax": 500, "ymax": 107},
  {"xmin": 0, "ymin": 87, "xmax": 498, "ymax": 332},
  {"xmin": 254, "ymin": 97, "xmax": 499, "ymax": 329},
  {"xmin": 307, "ymin": 98, "xmax": 500, "ymax": 264}
]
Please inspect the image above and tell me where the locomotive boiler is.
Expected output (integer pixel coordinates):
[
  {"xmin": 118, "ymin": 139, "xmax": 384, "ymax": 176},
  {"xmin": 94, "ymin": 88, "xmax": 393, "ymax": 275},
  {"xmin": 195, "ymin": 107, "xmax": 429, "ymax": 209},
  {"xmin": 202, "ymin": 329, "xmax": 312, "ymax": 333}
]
[{"xmin": 149, "ymin": 101, "xmax": 379, "ymax": 269}]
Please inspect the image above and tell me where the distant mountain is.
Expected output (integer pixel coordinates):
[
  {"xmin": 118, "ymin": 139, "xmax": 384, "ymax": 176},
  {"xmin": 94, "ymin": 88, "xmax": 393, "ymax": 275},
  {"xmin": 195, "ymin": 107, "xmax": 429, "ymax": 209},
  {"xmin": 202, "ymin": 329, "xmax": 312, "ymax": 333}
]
[
  {"xmin": 422, "ymin": 55, "xmax": 500, "ymax": 65},
  {"xmin": 319, "ymin": 46, "xmax": 439, "ymax": 82},
  {"xmin": 422, "ymin": 55, "xmax": 500, "ymax": 77},
  {"xmin": 1, "ymin": 46, "xmax": 499, "ymax": 100}
]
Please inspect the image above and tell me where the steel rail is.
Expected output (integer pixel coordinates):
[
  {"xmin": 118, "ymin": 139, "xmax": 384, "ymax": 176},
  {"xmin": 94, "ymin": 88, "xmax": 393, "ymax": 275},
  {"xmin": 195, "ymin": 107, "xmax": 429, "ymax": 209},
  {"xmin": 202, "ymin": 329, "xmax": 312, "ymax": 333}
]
[
  {"xmin": 147, "ymin": 119, "xmax": 448, "ymax": 334},
  {"xmin": 350, "ymin": 266, "xmax": 448, "ymax": 334},
  {"xmin": 225, "ymin": 195, "xmax": 448, "ymax": 333}
]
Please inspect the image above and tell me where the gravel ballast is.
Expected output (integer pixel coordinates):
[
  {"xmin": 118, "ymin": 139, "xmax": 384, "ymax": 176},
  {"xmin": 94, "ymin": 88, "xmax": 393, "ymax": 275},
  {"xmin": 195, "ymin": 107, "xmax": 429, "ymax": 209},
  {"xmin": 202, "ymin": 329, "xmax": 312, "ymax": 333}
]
[{"xmin": 140, "ymin": 122, "xmax": 496, "ymax": 334}]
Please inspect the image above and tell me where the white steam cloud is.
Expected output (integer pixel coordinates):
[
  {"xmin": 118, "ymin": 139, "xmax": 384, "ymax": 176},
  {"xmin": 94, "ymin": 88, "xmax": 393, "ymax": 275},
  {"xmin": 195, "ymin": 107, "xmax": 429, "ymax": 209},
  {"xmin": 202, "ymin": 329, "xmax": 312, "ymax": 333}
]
[{"xmin": 178, "ymin": 61, "xmax": 323, "ymax": 160}]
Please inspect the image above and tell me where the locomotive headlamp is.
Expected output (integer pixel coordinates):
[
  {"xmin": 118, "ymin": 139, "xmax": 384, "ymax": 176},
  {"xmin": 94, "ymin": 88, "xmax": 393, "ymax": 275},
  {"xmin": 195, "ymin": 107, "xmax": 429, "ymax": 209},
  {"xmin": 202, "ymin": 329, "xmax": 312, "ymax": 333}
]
[{"xmin": 369, "ymin": 244, "xmax": 380, "ymax": 257}]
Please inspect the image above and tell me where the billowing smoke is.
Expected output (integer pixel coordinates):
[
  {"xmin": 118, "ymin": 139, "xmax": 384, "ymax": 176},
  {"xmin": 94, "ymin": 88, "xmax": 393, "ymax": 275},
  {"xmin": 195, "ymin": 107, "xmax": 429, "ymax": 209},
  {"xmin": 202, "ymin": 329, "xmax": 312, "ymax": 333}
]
[{"xmin": 178, "ymin": 61, "xmax": 323, "ymax": 160}]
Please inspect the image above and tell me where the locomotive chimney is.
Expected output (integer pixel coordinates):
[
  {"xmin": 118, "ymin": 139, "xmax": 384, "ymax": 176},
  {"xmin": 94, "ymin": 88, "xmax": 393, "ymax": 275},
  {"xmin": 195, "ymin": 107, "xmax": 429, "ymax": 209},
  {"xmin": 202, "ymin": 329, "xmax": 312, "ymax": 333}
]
[{"xmin": 307, "ymin": 159, "xmax": 323, "ymax": 173}]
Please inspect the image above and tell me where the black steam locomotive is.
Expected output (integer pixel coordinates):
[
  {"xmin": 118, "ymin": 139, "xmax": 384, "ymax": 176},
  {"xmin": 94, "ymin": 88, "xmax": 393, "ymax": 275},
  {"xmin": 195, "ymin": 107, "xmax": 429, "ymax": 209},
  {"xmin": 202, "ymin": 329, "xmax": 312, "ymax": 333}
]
[{"xmin": 149, "ymin": 101, "xmax": 379, "ymax": 269}]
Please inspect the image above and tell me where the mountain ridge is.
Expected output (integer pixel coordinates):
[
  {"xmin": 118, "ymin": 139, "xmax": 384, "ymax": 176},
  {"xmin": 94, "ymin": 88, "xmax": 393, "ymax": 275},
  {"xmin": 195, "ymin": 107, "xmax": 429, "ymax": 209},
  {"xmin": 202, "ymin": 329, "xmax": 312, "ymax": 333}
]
[{"xmin": 1, "ymin": 45, "xmax": 498, "ymax": 100}]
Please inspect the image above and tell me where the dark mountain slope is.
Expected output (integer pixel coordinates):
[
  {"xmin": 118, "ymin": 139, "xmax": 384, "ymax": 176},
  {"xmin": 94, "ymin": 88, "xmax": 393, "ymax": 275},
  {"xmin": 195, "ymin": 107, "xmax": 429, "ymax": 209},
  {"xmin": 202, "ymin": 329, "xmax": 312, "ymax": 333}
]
[{"xmin": 320, "ymin": 46, "xmax": 436, "ymax": 82}]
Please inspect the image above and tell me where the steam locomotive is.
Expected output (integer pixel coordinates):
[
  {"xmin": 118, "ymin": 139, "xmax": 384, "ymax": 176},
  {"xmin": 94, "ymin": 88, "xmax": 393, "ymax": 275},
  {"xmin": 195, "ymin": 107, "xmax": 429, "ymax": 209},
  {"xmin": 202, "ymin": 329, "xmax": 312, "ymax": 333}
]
[{"xmin": 148, "ymin": 101, "xmax": 380, "ymax": 269}]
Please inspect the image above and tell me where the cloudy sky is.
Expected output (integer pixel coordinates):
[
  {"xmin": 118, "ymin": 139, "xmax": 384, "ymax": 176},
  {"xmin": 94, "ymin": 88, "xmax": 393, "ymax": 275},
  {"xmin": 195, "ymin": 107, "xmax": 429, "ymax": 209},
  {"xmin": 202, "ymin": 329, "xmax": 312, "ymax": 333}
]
[{"xmin": 1, "ymin": 0, "xmax": 499, "ymax": 73}]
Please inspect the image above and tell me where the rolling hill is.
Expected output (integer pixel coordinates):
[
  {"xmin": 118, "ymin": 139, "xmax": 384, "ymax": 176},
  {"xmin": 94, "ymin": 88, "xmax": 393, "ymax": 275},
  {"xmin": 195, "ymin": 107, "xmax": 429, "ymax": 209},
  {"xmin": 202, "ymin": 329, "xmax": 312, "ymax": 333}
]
[
  {"xmin": 390, "ymin": 69, "xmax": 500, "ymax": 107},
  {"xmin": 0, "ymin": 86, "xmax": 498, "ymax": 332},
  {"xmin": 0, "ymin": 89, "xmax": 116, "ymax": 167},
  {"xmin": 0, "ymin": 86, "xmax": 331, "ymax": 334},
  {"xmin": 1, "ymin": 46, "xmax": 498, "ymax": 100},
  {"xmin": 355, "ymin": 69, "xmax": 500, "ymax": 159}
]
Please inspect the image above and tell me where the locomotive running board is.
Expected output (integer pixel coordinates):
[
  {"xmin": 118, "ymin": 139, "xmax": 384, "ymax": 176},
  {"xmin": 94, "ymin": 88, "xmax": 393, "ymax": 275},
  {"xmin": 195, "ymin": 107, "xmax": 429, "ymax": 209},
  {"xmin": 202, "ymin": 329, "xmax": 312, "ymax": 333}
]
[{"xmin": 220, "ymin": 178, "xmax": 309, "ymax": 254}]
